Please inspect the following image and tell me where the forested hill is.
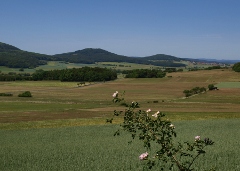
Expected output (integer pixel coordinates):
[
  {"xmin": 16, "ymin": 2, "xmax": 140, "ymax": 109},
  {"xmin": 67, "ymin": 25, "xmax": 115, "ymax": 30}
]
[
  {"xmin": 53, "ymin": 48, "xmax": 147, "ymax": 64},
  {"xmin": 53, "ymin": 48, "xmax": 186, "ymax": 67},
  {"xmin": 0, "ymin": 42, "xmax": 51, "ymax": 68},
  {"xmin": 0, "ymin": 42, "xmax": 186, "ymax": 68},
  {"xmin": 0, "ymin": 42, "xmax": 20, "ymax": 52},
  {"xmin": 142, "ymin": 54, "xmax": 182, "ymax": 61}
]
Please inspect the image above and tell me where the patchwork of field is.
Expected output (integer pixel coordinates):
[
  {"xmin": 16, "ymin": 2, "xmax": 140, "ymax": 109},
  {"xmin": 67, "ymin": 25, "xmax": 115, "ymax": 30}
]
[
  {"xmin": 1, "ymin": 68, "xmax": 240, "ymax": 170},
  {"xmin": 0, "ymin": 61, "xmax": 163, "ymax": 74},
  {"xmin": 0, "ymin": 68, "xmax": 239, "ymax": 129}
]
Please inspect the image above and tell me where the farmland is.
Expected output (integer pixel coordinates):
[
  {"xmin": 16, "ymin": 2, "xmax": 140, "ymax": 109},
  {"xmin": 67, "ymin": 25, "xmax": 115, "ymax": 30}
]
[
  {"xmin": 0, "ymin": 68, "xmax": 240, "ymax": 127},
  {"xmin": 0, "ymin": 68, "xmax": 240, "ymax": 170},
  {"xmin": 0, "ymin": 119, "xmax": 239, "ymax": 170}
]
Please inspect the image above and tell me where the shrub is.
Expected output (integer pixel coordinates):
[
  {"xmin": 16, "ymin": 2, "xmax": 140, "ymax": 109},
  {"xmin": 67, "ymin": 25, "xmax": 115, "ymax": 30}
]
[
  {"xmin": 108, "ymin": 91, "xmax": 214, "ymax": 170},
  {"xmin": 18, "ymin": 91, "xmax": 32, "ymax": 97},
  {"xmin": 208, "ymin": 84, "xmax": 218, "ymax": 90},
  {"xmin": 0, "ymin": 93, "xmax": 13, "ymax": 96},
  {"xmin": 183, "ymin": 86, "xmax": 206, "ymax": 97}
]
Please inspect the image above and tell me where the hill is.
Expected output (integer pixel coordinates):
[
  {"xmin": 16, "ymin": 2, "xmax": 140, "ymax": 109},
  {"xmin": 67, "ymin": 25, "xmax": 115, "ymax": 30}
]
[
  {"xmin": 0, "ymin": 42, "xmax": 20, "ymax": 52},
  {"xmin": 54, "ymin": 48, "xmax": 186, "ymax": 67},
  {"xmin": 53, "ymin": 48, "xmax": 146, "ymax": 64},
  {"xmin": 0, "ymin": 42, "xmax": 51, "ymax": 68},
  {"xmin": 142, "ymin": 54, "xmax": 182, "ymax": 61},
  {"xmin": 0, "ymin": 42, "xmax": 186, "ymax": 68},
  {"xmin": 142, "ymin": 54, "xmax": 186, "ymax": 67}
]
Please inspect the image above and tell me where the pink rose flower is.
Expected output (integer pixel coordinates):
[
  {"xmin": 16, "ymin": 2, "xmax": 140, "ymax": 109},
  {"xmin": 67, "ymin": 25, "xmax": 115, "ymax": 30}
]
[{"xmin": 139, "ymin": 152, "xmax": 148, "ymax": 160}]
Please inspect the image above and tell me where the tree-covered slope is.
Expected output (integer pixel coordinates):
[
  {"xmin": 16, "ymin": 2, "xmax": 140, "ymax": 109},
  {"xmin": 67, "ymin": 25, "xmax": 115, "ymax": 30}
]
[
  {"xmin": 53, "ymin": 48, "xmax": 147, "ymax": 64},
  {"xmin": 0, "ymin": 42, "xmax": 20, "ymax": 52},
  {"xmin": 0, "ymin": 42, "xmax": 51, "ymax": 68},
  {"xmin": 54, "ymin": 48, "xmax": 186, "ymax": 67},
  {"xmin": 142, "ymin": 54, "xmax": 183, "ymax": 61},
  {"xmin": 0, "ymin": 42, "xmax": 186, "ymax": 68}
]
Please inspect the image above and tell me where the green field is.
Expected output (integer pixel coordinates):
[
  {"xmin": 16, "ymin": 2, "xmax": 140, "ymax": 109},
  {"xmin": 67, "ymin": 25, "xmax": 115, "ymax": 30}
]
[
  {"xmin": 216, "ymin": 82, "xmax": 240, "ymax": 88},
  {"xmin": 0, "ymin": 68, "xmax": 240, "ymax": 170},
  {"xmin": 0, "ymin": 119, "xmax": 239, "ymax": 171}
]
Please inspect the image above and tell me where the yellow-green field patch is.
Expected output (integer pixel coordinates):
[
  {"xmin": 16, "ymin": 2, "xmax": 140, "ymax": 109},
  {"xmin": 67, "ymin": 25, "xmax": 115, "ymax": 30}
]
[{"xmin": 216, "ymin": 82, "xmax": 240, "ymax": 88}]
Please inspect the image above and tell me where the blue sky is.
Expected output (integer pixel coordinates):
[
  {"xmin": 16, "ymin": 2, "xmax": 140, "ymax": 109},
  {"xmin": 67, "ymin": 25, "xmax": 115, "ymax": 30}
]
[{"xmin": 1, "ymin": 0, "xmax": 240, "ymax": 59}]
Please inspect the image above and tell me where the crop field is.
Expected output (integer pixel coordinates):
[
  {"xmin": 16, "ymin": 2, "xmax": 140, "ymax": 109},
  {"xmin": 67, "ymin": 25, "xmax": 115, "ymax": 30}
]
[
  {"xmin": 0, "ymin": 68, "xmax": 240, "ymax": 170},
  {"xmin": 0, "ymin": 119, "xmax": 239, "ymax": 171},
  {"xmin": 216, "ymin": 81, "xmax": 240, "ymax": 88}
]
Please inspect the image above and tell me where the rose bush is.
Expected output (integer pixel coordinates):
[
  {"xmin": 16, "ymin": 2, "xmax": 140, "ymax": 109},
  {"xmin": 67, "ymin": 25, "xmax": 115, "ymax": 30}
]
[{"xmin": 107, "ymin": 91, "xmax": 215, "ymax": 170}]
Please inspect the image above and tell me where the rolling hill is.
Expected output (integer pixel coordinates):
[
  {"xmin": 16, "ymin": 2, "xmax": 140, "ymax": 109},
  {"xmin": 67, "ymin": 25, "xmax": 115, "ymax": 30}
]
[
  {"xmin": 0, "ymin": 42, "xmax": 51, "ymax": 68},
  {"xmin": 0, "ymin": 42, "xmax": 187, "ymax": 68}
]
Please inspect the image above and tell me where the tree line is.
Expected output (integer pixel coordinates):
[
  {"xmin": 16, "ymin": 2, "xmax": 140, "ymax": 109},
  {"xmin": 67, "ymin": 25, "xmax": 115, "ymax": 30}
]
[
  {"xmin": 123, "ymin": 69, "xmax": 166, "ymax": 78},
  {"xmin": 0, "ymin": 67, "xmax": 117, "ymax": 82},
  {"xmin": 32, "ymin": 67, "xmax": 118, "ymax": 82}
]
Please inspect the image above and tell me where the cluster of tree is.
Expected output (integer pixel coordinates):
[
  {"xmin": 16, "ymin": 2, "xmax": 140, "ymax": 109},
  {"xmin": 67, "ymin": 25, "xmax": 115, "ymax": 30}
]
[
  {"xmin": 183, "ymin": 87, "xmax": 207, "ymax": 97},
  {"xmin": 32, "ymin": 67, "xmax": 117, "ymax": 82},
  {"xmin": 32, "ymin": 69, "xmax": 61, "ymax": 81},
  {"xmin": 204, "ymin": 65, "xmax": 221, "ymax": 70},
  {"xmin": 188, "ymin": 65, "xmax": 224, "ymax": 71},
  {"xmin": 232, "ymin": 62, "xmax": 240, "ymax": 72},
  {"xmin": 123, "ymin": 69, "xmax": 166, "ymax": 78},
  {"xmin": 18, "ymin": 91, "xmax": 32, "ymax": 97},
  {"xmin": 0, "ymin": 67, "xmax": 117, "ymax": 82},
  {"xmin": 0, "ymin": 73, "xmax": 32, "ymax": 81},
  {"xmin": 208, "ymin": 84, "xmax": 219, "ymax": 90},
  {"xmin": 164, "ymin": 67, "xmax": 184, "ymax": 73},
  {"xmin": 188, "ymin": 68, "xmax": 200, "ymax": 71},
  {"xmin": 0, "ymin": 93, "xmax": 13, "ymax": 96}
]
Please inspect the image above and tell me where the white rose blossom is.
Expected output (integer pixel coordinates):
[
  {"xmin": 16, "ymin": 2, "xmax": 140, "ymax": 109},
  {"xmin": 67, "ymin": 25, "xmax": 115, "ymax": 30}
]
[
  {"xmin": 146, "ymin": 109, "xmax": 151, "ymax": 113},
  {"xmin": 112, "ymin": 91, "xmax": 118, "ymax": 98},
  {"xmin": 152, "ymin": 111, "xmax": 160, "ymax": 118},
  {"xmin": 169, "ymin": 124, "xmax": 175, "ymax": 129}
]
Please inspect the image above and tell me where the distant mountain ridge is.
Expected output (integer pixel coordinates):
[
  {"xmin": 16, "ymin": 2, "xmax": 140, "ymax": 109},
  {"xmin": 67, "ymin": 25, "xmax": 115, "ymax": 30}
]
[
  {"xmin": 0, "ymin": 42, "xmax": 187, "ymax": 68},
  {"xmin": 183, "ymin": 58, "xmax": 240, "ymax": 64},
  {"xmin": 1, "ymin": 41, "xmax": 236, "ymax": 68},
  {"xmin": 53, "ymin": 48, "xmax": 186, "ymax": 67}
]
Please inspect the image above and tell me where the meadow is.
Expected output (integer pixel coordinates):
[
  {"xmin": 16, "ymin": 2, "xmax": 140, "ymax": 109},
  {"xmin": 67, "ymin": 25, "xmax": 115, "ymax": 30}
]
[
  {"xmin": 0, "ymin": 68, "xmax": 240, "ymax": 170},
  {"xmin": 1, "ymin": 68, "xmax": 240, "ymax": 128}
]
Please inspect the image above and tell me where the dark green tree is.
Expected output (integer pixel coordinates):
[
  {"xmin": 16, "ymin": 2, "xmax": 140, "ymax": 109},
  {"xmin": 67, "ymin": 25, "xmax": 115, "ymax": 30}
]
[{"xmin": 232, "ymin": 62, "xmax": 240, "ymax": 72}]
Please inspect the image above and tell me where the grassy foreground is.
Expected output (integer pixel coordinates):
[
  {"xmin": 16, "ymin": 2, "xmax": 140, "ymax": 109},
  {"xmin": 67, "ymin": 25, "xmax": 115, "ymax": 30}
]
[{"xmin": 0, "ymin": 119, "xmax": 239, "ymax": 171}]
